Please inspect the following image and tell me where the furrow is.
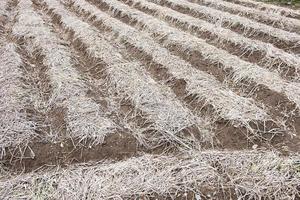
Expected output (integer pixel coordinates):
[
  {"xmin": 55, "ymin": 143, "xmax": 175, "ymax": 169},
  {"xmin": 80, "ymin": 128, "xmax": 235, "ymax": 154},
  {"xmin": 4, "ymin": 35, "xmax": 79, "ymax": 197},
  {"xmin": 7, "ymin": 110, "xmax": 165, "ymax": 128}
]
[
  {"xmin": 4, "ymin": 133, "xmax": 140, "ymax": 173},
  {"xmin": 34, "ymin": 2, "xmax": 166, "ymax": 150},
  {"xmin": 5, "ymin": 5, "xmax": 141, "ymax": 167},
  {"xmin": 0, "ymin": 42, "xmax": 37, "ymax": 158},
  {"xmin": 226, "ymin": 0, "xmax": 300, "ymax": 19},
  {"xmin": 86, "ymin": 0, "xmax": 300, "ymax": 113},
  {"xmin": 191, "ymin": 0, "xmax": 300, "ymax": 33},
  {"xmin": 38, "ymin": 0, "xmax": 214, "ymax": 149},
  {"xmin": 121, "ymin": 0, "xmax": 300, "ymax": 80},
  {"xmin": 1, "ymin": 151, "xmax": 299, "ymax": 199},
  {"xmin": 13, "ymin": 0, "xmax": 117, "ymax": 146},
  {"xmin": 146, "ymin": 0, "xmax": 300, "ymax": 54},
  {"xmin": 66, "ymin": 0, "xmax": 278, "ymax": 139},
  {"xmin": 0, "ymin": 0, "xmax": 52, "ymax": 161},
  {"xmin": 33, "ymin": 5, "xmax": 151, "ymax": 147}
]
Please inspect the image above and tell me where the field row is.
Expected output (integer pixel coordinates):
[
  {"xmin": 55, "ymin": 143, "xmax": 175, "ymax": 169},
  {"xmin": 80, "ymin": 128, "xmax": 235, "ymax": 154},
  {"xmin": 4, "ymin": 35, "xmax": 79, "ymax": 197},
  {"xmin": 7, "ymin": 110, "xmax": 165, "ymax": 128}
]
[
  {"xmin": 74, "ymin": 1, "xmax": 298, "ymax": 130},
  {"xmin": 0, "ymin": 0, "xmax": 300, "ymax": 198},
  {"xmin": 1, "ymin": 150, "xmax": 299, "ymax": 199},
  {"xmin": 126, "ymin": 0, "xmax": 300, "ymax": 77},
  {"xmin": 188, "ymin": 0, "xmax": 300, "ymax": 32},
  {"xmin": 89, "ymin": 0, "xmax": 300, "ymax": 105},
  {"xmin": 145, "ymin": 0, "xmax": 300, "ymax": 53},
  {"xmin": 225, "ymin": 0, "xmax": 300, "ymax": 18},
  {"xmin": 1, "ymin": 0, "xmax": 208, "ymax": 159},
  {"xmin": 0, "ymin": 0, "xmax": 299, "ymax": 158}
]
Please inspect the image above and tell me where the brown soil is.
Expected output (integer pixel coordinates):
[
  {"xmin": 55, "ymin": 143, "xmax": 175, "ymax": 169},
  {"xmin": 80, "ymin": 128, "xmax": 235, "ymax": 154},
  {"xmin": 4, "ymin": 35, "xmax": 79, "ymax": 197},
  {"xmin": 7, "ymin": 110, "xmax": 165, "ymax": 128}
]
[
  {"xmin": 123, "ymin": 42, "xmax": 282, "ymax": 149},
  {"xmin": 2, "ymin": 0, "xmax": 300, "ymax": 199},
  {"xmin": 0, "ymin": 0, "xmax": 289, "ymax": 177},
  {"xmin": 15, "ymin": 44, "xmax": 52, "ymax": 100},
  {"xmin": 77, "ymin": 1, "xmax": 299, "ymax": 151},
  {"xmin": 183, "ymin": 22, "xmax": 297, "ymax": 80},
  {"xmin": 194, "ymin": 0, "xmax": 300, "ymax": 33},
  {"xmin": 69, "ymin": 1, "xmax": 300, "ymax": 154},
  {"xmin": 124, "ymin": 43, "xmax": 260, "ymax": 149},
  {"xmin": 3, "ymin": 133, "xmax": 140, "ymax": 173},
  {"xmin": 167, "ymin": 41, "xmax": 299, "ymax": 119},
  {"xmin": 15, "ymin": 39, "xmax": 69, "ymax": 138},
  {"xmin": 2, "ymin": 1, "xmax": 142, "ymax": 174},
  {"xmin": 66, "ymin": 2, "xmax": 277, "ymax": 148},
  {"xmin": 147, "ymin": 0, "xmax": 300, "ymax": 55},
  {"xmin": 19, "ymin": 2, "xmax": 192, "ymax": 172},
  {"xmin": 58, "ymin": 19, "xmax": 184, "ymax": 148},
  {"xmin": 90, "ymin": 0, "xmax": 298, "ymax": 115},
  {"xmin": 126, "ymin": 0, "xmax": 299, "ymax": 79},
  {"xmin": 226, "ymin": 0, "xmax": 300, "ymax": 19}
]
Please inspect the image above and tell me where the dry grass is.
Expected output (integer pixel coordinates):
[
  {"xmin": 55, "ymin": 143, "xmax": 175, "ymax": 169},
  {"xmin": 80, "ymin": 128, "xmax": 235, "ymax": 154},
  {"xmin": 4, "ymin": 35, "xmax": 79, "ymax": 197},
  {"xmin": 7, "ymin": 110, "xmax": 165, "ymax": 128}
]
[
  {"xmin": 91, "ymin": 0, "xmax": 300, "ymax": 111},
  {"xmin": 12, "ymin": 0, "xmax": 117, "ymax": 145},
  {"xmin": 129, "ymin": 0, "xmax": 300, "ymax": 77},
  {"xmin": 192, "ymin": 0, "xmax": 300, "ymax": 31},
  {"xmin": 0, "ymin": 1, "xmax": 8, "ymax": 16},
  {"xmin": 68, "ymin": 0, "xmax": 274, "ymax": 137},
  {"xmin": 150, "ymin": 0, "xmax": 300, "ymax": 43},
  {"xmin": 41, "ymin": 0, "xmax": 214, "ymax": 148},
  {"xmin": 1, "ymin": 150, "xmax": 299, "ymax": 199},
  {"xmin": 231, "ymin": 0, "xmax": 300, "ymax": 16},
  {"xmin": 0, "ymin": 0, "xmax": 299, "ymax": 199},
  {"xmin": 0, "ymin": 42, "xmax": 37, "ymax": 158}
]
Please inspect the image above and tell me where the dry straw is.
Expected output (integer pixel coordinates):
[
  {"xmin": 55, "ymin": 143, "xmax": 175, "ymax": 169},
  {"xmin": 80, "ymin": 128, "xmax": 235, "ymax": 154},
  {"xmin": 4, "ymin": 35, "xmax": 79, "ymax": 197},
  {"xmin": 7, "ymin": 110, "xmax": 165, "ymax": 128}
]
[
  {"xmin": 41, "ymin": 0, "xmax": 213, "ymax": 148},
  {"xmin": 129, "ymin": 0, "xmax": 300, "ymax": 76},
  {"xmin": 230, "ymin": 0, "xmax": 300, "ymax": 17},
  {"xmin": 191, "ymin": 0, "xmax": 300, "ymax": 32},
  {"xmin": 0, "ymin": 42, "xmax": 37, "ymax": 158},
  {"xmin": 1, "ymin": 150, "xmax": 299, "ymax": 199},
  {"xmin": 0, "ymin": 1, "xmax": 7, "ymax": 17},
  {"xmin": 96, "ymin": 0, "xmax": 300, "ymax": 109},
  {"xmin": 68, "ymin": 0, "xmax": 274, "ymax": 137},
  {"xmin": 149, "ymin": 0, "xmax": 300, "ymax": 44},
  {"xmin": 13, "ymin": 0, "xmax": 116, "ymax": 145},
  {"xmin": 1, "ymin": 1, "xmax": 300, "ymax": 199}
]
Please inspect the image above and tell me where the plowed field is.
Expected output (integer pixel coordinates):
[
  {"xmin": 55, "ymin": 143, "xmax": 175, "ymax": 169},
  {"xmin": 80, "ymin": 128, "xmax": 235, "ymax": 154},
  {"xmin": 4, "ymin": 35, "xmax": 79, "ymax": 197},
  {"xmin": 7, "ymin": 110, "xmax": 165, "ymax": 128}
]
[{"xmin": 0, "ymin": 0, "xmax": 300, "ymax": 199}]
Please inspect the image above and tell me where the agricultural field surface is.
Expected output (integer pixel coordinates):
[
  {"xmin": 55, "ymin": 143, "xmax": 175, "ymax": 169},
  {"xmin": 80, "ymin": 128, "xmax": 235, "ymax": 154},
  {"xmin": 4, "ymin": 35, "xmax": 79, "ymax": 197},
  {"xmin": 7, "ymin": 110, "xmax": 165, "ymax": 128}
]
[{"xmin": 0, "ymin": 0, "xmax": 300, "ymax": 199}]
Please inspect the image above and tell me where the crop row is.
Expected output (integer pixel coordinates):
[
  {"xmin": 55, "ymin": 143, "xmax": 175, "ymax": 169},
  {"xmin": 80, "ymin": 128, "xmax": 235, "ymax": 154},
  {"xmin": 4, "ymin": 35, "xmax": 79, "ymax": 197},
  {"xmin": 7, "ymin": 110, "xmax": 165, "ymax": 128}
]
[
  {"xmin": 190, "ymin": 0, "xmax": 300, "ymax": 32},
  {"xmin": 88, "ymin": 0, "xmax": 300, "ymax": 110},
  {"xmin": 67, "ymin": 0, "xmax": 272, "ymax": 136},
  {"xmin": 226, "ymin": 0, "xmax": 300, "ymax": 18},
  {"xmin": 1, "ymin": 150, "xmax": 299, "ymax": 199},
  {"xmin": 38, "ymin": 0, "xmax": 214, "ymax": 148},
  {"xmin": 124, "ymin": 0, "xmax": 300, "ymax": 78},
  {"xmin": 147, "ymin": 0, "xmax": 300, "ymax": 48},
  {"xmin": 13, "ymin": 0, "xmax": 117, "ymax": 146}
]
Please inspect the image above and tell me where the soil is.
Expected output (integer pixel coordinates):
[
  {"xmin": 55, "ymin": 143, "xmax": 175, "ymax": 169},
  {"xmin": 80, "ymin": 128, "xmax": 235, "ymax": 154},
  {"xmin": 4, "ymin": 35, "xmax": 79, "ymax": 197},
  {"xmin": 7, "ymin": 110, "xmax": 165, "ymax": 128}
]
[
  {"xmin": 227, "ymin": 0, "xmax": 300, "ymax": 16},
  {"xmin": 4, "ymin": 0, "xmax": 300, "ymax": 173},
  {"xmin": 1, "ymin": 0, "xmax": 300, "ymax": 199},
  {"xmin": 77, "ymin": 0, "xmax": 300, "ymax": 153},
  {"xmin": 27, "ymin": 0, "xmax": 300, "ymax": 173},
  {"xmin": 195, "ymin": 0, "xmax": 300, "ymax": 33},
  {"xmin": 147, "ymin": 0, "xmax": 300, "ymax": 55},
  {"xmin": 121, "ymin": 41, "xmax": 285, "ymax": 151},
  {"xmin": 3, "ymin": 133, "xmax": 140, "ymax": 173},
  {"xmin": 98, "ymin": 0, "xmax": 299, "ymax": 118}
]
